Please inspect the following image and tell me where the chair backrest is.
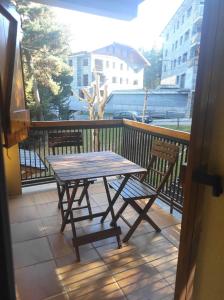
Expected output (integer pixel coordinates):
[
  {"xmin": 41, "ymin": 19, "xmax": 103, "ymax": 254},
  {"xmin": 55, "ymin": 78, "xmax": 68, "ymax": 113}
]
[
  {"xmin": 48, "ymin": 131, "xmax": 83, "ymax": 155},
  {"xmin": 141, "ymin": 140, "xmax": 179, "ymax": 193}
]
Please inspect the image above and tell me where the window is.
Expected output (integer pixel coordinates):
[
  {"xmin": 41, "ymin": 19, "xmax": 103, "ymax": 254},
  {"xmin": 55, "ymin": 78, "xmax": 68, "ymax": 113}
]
[
  {"xmin": 163, "ymin": 65, "xmax": 167, "ymax": 72},
  {"xmin": 95, "ymin": 59, "xmax": 103, "ymax": 71},
  {"xmin": 83, "ymin": 74, "xmax": 88, "ymax": 86},
  {"xmin": 178, "ymin": 56, "xmax": 181, "ymax": 64},
  {"xmin": 112, "ymin": 77, "xmax": 117, "ymax": 83},
  {"xmin": 165, "ymin": 49, "xmax": 168, "ymax": 57},
  {"xmin": 171, "ymin": 60, "xmax": 173, "ymax": 70},
  {"xmin": 175, "ymin": 41, "xmax": 178, "ymax": 49},
  {"xmin": 120, "ymin": 78, "xmax": 123, "ymax": 84},
  {"xmin": 177, "ymin": 21, "xmax": 180, "ymax": 30},
  {"xmin": 174, "ymin": 59, "xmax": 177, "ymax": 68},
  {"xmin": 100, "ymin": 90, "xmax": 104, "ymax": 97},
  {"xmin": 182, "ymin": 14, "xmax": 185, "ymax": 24},
  {"xmin": 113, "ymin": 62, "xmax": 116, "ymax": 69},
  {"xmin": 172, "ymin": 44, "xmax": 174, "ymax": 51},
  {"xmin": 192, "ymin": 19, "xmax": 202, "ymax": 35},
  {"xmin": 180, "ymin": 36, "xmax": 183, "ymax": 45},
  {"xmin": 166, "ymin": 33, "xmax": 169, "ymax": 41},
  {"xmin": 106, "ymin": 61, "xmax": 109, "ymax": 68},
  {"xmin": 173, "ymin": 25, "xmax": 175, "ymax": 33},
  {"xmin": 126, "ymin": 78, "xmax": 129, "ymax": 84},
  {"xmin": 133, "ymin": 80, "xmax": 138, "ymax": 85},
  {"xmin": 68, "ymin": 59, "xmax": 73, "ymax": 66},
  {"xmin": 187, "ymin": 7, "xmax": 192, "ymax": 18},
  {"xmin": 182, "ymin": 52, "xmax": 188, "ymax": 63},
  {"xmin": 120, "ymin": 63, "xmax": 123, "ymax": 70},
  {"xmin": 190, "ymin": 45, "xmax": 200, "ymax": 58},
  {"xmin": 176, "ymin": 76, "xmax": 180, "ymax": 85},
  {"xmin": 83, "ymin": 58, "xmax": 88, "ymax": 66},
  {"xmin": 180, "ymin": 73, "xmax": 186, "ymax": 88},
  {"xmin": 184, "ymin": 30, "xmax": 190, "ymax": 41}
]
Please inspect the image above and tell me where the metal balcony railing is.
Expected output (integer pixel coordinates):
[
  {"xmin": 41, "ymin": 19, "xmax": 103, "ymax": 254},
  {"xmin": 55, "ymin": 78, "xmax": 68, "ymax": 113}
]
[{"xmin": 19, "ymin": 119, "xmax": 190, "ymax": 213}]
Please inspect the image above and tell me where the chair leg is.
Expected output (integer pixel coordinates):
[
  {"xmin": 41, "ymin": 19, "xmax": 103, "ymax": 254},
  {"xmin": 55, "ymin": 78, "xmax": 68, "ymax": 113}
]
[
  {"xmin": 110, "ymin": 201, "xmax": 129, "ymax": 226},
  {"xmin": 129, "ymin": 201, "xmax": 161, "ymax": 232},
  {"xmin": 123, "ymin": 198, "xmax": 160, "ymax": 242},
  {"xmin": 123, "ymin": 214, "xmax": 143, "ymax": 243}
]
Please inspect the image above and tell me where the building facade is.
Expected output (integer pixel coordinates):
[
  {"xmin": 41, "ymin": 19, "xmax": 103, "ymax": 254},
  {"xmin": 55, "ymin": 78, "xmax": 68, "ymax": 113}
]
[
  {"xmin": 68, "ymin": 43, "xmax": 149, "ymax": 98},
  {"xmin": 161, "ymin": 0, "xmax": 204, "ymax": 90}
]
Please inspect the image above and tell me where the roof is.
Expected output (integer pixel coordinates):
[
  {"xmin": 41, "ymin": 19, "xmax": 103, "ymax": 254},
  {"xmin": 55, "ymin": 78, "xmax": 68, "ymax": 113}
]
[
  {"xmin": 92, "ymin": 42, "xmax": 150, "ymax": 71},
  {"xmin": 20, "ymin": 150, "xmax": 46, "ymax": 170},
  {"xmin": 69, "ymin": 42, "xmax": 150, "ymax": 71},
  {"xmin": 69, "ymin": 51, "xmax": 89, "ymax": 57},
  {"xmin": 108, "ymin": 86, "xmax": 190, "ymax": 99}
]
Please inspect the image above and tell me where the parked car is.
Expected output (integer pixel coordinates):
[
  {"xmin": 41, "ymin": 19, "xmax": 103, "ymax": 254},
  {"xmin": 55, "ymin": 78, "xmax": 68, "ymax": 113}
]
[{"xmin": 113, "ymin": 111, "xmax": 153, "ymax": 123}]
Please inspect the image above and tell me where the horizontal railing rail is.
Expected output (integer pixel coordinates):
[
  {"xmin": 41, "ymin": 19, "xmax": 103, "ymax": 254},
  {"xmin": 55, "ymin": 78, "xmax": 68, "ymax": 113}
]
[{"xmin": 19, "ymin": 119, "xmax": 190, "ymax": 213}]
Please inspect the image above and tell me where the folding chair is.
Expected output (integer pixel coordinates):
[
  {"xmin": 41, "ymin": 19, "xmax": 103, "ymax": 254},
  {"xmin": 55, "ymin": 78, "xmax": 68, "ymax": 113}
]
[
  {"xmin": 48, "ymin": 131, "xmax": 94, "ymax": 217},
  {"xmin": 109, "ymin": 140, "xmax": 179, "ymax": 242}
]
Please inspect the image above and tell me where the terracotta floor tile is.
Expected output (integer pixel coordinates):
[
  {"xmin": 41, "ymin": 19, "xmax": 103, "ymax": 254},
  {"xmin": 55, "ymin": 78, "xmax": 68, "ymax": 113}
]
[
  {"xmin": 113, "ymin": 262, "xmax": 158, "ymax": 286},
  {"xmin": 44, "ymin": 292, "xmax": 69, "ymax": 300},
  {"xmin": 36, "ymin": 202, "xmax": 60, "ymax": 218},
  {"xmin": 123, "ymin": 276, "xmax": 172, "ymax": 300},
  {"xmin": 89, "ymin": 184, "xmax": 106, "ymax": 194},
  {"xmin": 10, "ymin": 205, "xmax": 40, "ymax": 224},
  {"xmin": 69, "ymin": 283, "xmax": 125, "ymax": 300},
  {"xmin": 9, "ymin": 193, "xmax": 35, "ymax": 208},
  {"xmin": 13, "ymin": 237, "xmax": 53, "ymax": 269},
  {"xmin": 56, "ymin": 247, "xmax": 100, "ymax": 267},
  {"xmin": 161, "ymin": 224, "xmax": 181, "ymax": 248},
  {"xmin": 41, "ymin": 215, "xmax": 63, "ymax": 235},
  {"xmin": 15, "ymin": 260, "xmax": 64, "ymax": 300},
  {"xmin": 11, "ymin": 219, "xmax": 46, "ymax": 243},
  {"xmin": 59, "ymin": 263, "xmax": 115, "ymax": 296},
  {"xmin": 149, "ymin": 210, "xmax": 180, "ymax": 228},
  {"xmin": 32, "ymin": 189, "xmax": 58, "ymax": 205},
  {"xmin": 47, "ymin": 232, "xmax": 75, "ymax": 259},
  {"xmin": 107, "ymin": 255, "xmax": 153, "ymax": 275},
  {"xmin": 56, "ymin": 259, "xmax": 106, "ymax": 278}
]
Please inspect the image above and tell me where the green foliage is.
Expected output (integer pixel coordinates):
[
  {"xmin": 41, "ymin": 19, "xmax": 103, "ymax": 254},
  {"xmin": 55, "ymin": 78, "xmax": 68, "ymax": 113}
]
[
  {"xmin": 14, "ymin": 0, "xmax": 73, "ymax": 120},
  {"xmin": 142, "ymin": 48, "xmax": 162, "ymax": 90}
]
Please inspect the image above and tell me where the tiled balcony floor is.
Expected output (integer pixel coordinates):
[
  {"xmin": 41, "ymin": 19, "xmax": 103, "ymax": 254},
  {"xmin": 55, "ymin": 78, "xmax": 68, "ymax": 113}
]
[{"xmin": 9, "ymin": 181, "xmax": 181, "ymax": 300}]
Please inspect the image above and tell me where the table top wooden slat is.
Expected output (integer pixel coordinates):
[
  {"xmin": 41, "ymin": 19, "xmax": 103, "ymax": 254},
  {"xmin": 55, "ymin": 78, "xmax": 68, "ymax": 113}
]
[{"xmin": 47, "ymin": 151, "xmax": 146, "ymax": 182}]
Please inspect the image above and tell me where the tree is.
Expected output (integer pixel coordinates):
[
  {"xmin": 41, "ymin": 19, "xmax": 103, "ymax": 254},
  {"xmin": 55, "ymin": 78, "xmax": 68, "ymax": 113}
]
[
  {"xmin": 77, "ymin": 71, "xmax": 108, "ymax": 150},
  {"xmin": 140, "ymin": 48, "xmax": 162, "ymax": 121},
  {"xmin": 14, "ymin": 0, "xmax": 73, "ymax": 120},
  {"xmin": 142, "ymin": 48, "xmax": 162, "ymax": 90}
]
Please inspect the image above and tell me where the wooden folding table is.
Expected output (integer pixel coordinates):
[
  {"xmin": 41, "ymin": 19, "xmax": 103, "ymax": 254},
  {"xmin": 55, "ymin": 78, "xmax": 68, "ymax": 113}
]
[{"xmin": 47, "ymin": 151, "xmax": 146, "ymax": 261}]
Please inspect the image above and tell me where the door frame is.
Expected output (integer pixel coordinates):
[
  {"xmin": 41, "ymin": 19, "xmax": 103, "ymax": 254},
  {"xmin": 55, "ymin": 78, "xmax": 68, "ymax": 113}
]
[{"xmin": 175, "ymin": 0, "xmax": 223, "ymax": 298}]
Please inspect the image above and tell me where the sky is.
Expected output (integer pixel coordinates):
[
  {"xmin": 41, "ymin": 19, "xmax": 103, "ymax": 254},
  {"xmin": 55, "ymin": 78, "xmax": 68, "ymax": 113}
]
[{"xmin": 53, "ymin": 0, "xmax": 183, "ymax": 53}]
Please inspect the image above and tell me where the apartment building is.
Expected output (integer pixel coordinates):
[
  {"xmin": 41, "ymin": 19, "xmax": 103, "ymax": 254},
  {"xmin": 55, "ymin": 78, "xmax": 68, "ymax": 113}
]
[
  {"xmin": 68, "ymin": 43, "xmax": 150, "ymax": 97},
  {"xmin": 161, "ymin": 0, "xmax": 204, "ymax": 90}
]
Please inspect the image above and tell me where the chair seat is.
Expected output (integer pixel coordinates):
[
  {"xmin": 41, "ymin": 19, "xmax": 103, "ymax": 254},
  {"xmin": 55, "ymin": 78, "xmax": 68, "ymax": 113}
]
[{"xmin": 109, "ymin": 178, "xmax": 156, "ymax": 201}]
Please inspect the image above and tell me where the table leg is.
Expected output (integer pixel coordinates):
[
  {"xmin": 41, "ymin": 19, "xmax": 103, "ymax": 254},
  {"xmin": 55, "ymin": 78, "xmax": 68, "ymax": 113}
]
[
  {"xmin": 56, "ymin": 183, "xmax": 65, "ymax": 210},
  {"xmin": 61, "ymin": 180, "xmax": 79, "ymax": 232},
  {"xmin": 102, "ymin": 177, "xmax": 123, "ymax": 248},
  {"xmin": 101, "ymin": 174, "xmax": 130, "ymax": 224}
]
